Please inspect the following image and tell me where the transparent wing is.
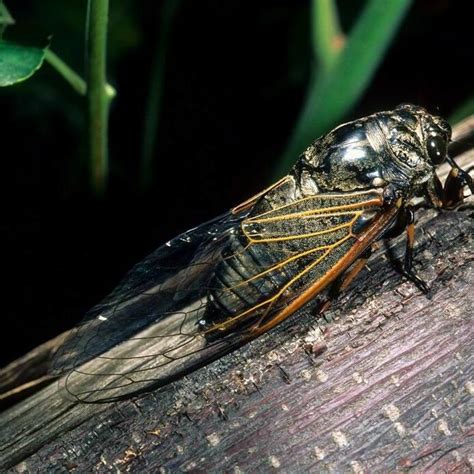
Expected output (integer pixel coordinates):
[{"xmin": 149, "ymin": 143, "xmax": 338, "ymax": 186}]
[{"xmin": 51, "ymin": 210, "xmax": 249, "ymax": 402}]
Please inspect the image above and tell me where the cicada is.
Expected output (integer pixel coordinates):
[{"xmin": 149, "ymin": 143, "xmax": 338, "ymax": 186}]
[{"xmin": 51, "ymin": 104, "xmax": 473, "ymax": 402}]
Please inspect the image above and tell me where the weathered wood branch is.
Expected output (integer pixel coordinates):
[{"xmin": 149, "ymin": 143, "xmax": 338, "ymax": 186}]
[{"xmin": 0, "ymin": 117, "xmax": 473, "ymax": 472}]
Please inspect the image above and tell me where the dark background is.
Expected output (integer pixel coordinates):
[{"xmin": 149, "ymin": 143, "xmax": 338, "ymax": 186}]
[{"xmin": 1, "ymin": 0, "xmax": 472, "ymax": 366}]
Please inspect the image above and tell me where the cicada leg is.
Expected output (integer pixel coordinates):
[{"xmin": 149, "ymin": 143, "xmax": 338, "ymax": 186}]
[
  {"xmin": 389, "ymin": 160, "xmax": 473, "ymax": 294},
  {"xmin": 383, "ymin": 205, "xmax": 430, "ymax": 294},
  {"xmin": 441, "ymin": 159, "xmax": 474, "ymax": 208}
]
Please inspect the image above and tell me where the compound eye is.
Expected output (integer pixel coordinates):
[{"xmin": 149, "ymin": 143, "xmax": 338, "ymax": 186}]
[{"xmin": 427, "ymin": 135, "xmax": 447, "ymax": 165}]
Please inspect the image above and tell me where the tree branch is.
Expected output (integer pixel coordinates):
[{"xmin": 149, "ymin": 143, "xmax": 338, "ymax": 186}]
[{"xmin": 0, "ymin": 117, "xmax": 473, "ymax": 472}]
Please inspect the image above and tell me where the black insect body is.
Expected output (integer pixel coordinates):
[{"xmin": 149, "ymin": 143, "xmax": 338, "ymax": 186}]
[{"xmin": 51, "ymin": 104, "xmax": 473, "ymax": 402}]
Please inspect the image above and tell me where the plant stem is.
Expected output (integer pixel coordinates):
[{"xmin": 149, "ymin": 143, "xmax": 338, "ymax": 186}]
[
  {"xmin": 140, "ymin": 0, "xmax": 180, "ymax": 190},
  {"xmin": 86, "ymin": 0, "xmax": 111, "ymax": 196},
  {"xmin": 45, "ymin": 49, "xmax": 116, "ymax": 99},
  {"xmin": 311, "ymin": 0, "xmax": 344, "ymax": 73},
  {"xmin": 45, "ymin": 49, "xmax": 86, "ymax": 95}
]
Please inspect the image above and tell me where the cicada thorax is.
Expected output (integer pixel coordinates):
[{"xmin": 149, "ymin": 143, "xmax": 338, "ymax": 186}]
[
  {"xmin": 201, "ymin": 175, "xmax": 384, "ymax": 338},
  {"xmin": 298, "ymin": 106, "xmax": 450, "ymax": 201}
]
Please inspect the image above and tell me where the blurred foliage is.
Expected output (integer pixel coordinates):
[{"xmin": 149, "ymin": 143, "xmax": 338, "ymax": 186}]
[
  {"xmin": 275, "ymin": 0, "xmax": 412, "ymax": 177},
  {"xmin": 0, "ymin": 0, "xmax": 416, "ymax": 191},
  {"xmin": 0, "ymin": 1, "xmax": 14, "ymax": 36},
  {"xmin": 140, "ymin": 0, "xmax": 181, "ymax": 190},
  {"xmin": 0, "ymin": 0, "xmax": 138, "ymax": 193},
  {"xmin": 1, "ymin": 0, "xmax": 472, "ymax": 194},
  {"xmin": 450, "ymin": 96, "xmax": 474, "ymax": 124}
]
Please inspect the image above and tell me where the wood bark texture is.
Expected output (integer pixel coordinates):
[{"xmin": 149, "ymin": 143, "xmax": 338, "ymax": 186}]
[{"xmin": 0, "ymin": 117, "xmax": 473, "ymax": 473}]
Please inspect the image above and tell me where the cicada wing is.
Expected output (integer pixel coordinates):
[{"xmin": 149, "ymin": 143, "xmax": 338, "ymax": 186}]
[
  {"xmin": 51, "ymin": 186, "xmax": 394, "ymax": 403},
  {"xmin": 50, "ymin": 210, "xmax": 250, "ymax": 402}
]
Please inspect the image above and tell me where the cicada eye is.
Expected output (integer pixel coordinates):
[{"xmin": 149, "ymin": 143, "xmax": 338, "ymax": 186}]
[{"xmin": 427, "ymin": 135, "xmax": 447, "ymax": 165}]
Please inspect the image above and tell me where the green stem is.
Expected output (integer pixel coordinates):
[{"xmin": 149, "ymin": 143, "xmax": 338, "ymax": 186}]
[
  {"xmin": 140, "ymin": 0, "xmax": 180, "ymax": 190},
  {"xmin": 274, "ymin": 0, "xmax": 412, "ymax": 179},
  {"xmin": 86, "ymin": 0, "xmax": 111, "ymax": 196},
  {"xmin": 45, "ymin": 49, "xmax": 86, "ymax": 95},
  {"xmin": 45, "ymin": 49, "xmax": 116, "ymax": 98},
  {"xmin": 311, "ymin": 0, "xmax": 344, "ymax": 72}
]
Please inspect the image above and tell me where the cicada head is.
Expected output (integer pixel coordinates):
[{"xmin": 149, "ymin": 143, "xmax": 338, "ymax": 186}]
[{"xmin": 384, "ymin": 104, "xmax": 451, "ymax": 186}]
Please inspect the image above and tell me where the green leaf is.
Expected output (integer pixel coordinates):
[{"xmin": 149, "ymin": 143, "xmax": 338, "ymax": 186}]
[{"xmin": 0, "ymin": 41, "xmax": 46, "ymax": 86}]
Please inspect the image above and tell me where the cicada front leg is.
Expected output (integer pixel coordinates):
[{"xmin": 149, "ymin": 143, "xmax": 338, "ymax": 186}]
[
  {"xmin": 441, "ymin": 158, "xmax": 474, "ymax": 208},
  {"xmin": 429, "ymin": 157, "xmax": 474, "ymax": 209}
]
